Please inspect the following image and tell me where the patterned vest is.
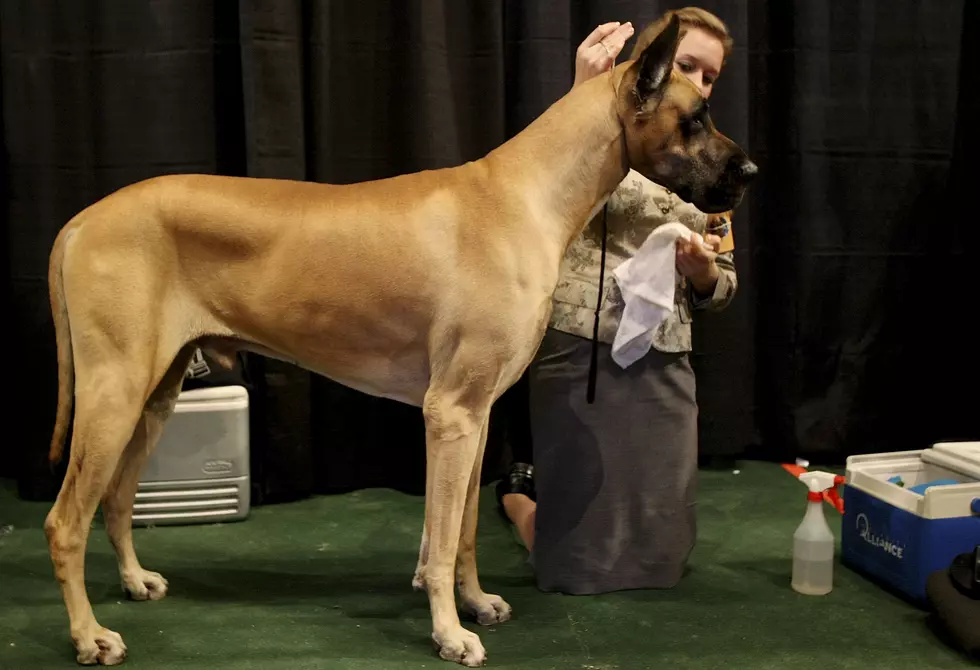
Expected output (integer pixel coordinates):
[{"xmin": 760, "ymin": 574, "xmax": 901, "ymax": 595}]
[{"xmin": 549, "ymin": 169, "xmax": 735, "ymax": 353}]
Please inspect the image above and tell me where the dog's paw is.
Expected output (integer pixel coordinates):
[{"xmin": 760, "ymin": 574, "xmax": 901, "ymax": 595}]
[
  {"xmin": 73, "ymin": 626, "xmax": 127, "ymax": 666},
  {"xmin": 432, "ymin": 626, "xmax": 486, "ymax": 667},
  {"xmin": 461, "ymin": 591, "xmax": 512, "ymax": 626},
  {"xmin": 121, "ymin": 569, "xmax": 168, "ymax": 601}
]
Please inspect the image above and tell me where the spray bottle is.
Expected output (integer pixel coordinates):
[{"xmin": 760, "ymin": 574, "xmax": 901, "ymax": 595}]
[{"xmin": 792, "ymin": 471, "xmax": 845, "ymax": 596}]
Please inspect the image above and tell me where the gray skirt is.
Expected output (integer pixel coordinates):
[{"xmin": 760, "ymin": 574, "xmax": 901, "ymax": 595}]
[{"xmin": 528, "ymin": 327, "xmax": 699, "ymax": 595}]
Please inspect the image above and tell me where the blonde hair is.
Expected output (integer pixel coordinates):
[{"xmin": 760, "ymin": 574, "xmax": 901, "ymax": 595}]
[{"xmin": 629, "ymin": 6, "xmax": 733, "ymax": 64}]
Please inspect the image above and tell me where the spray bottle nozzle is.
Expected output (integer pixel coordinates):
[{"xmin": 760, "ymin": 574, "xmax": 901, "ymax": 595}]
[{"xmin": 798, "ymin": 471, "xmax": 846, "ymax": 509}]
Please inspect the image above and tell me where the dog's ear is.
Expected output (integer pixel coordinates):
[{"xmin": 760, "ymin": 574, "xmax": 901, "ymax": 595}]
[{"xmin": 634, "ymin": 15, "xmax": 682, "ymax": 104}]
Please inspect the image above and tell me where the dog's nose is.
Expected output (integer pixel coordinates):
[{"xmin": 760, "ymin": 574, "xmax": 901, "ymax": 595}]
[{"xmin": 737, "ymin": 158, "xmax": 758, "ymax": 183}]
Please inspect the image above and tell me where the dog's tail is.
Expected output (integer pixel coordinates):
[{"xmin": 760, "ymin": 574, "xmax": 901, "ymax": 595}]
[{"xmin": 47, "ymin": 223, "xmax": 76, "ymax": 467}]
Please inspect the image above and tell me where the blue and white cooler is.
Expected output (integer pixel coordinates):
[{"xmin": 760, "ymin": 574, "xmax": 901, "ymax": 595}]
[{"xmin": 841, "ymin": 442, "xmax": 980, "ymax": 604}]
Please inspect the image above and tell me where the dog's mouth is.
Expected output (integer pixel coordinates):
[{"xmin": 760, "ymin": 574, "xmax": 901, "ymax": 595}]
[
  {"xmin": 700, "ymin": 185, "xmax": 747, "ymax": 214},
  {"xmin": 646, "ymin": 154, "xmax": 756, "ymax": 214},
  {"xmin": 690, "ymin": 157, "xmax": 758, "ymax": 214},
  {"xmin": 671, "ymin": 183, "xmax": 740, "ymax": 215},
  {"xmin": 674, "ymin": 185, "xmax": 694, "ymax": 204}
]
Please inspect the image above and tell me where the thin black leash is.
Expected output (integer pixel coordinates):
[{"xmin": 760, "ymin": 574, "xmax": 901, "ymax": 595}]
[
  {"xmin": 586, "ymin": 49, "xmax": 619, "ymax": 404},
  {"xmin": 586, "ymin": 202, "xmax": 608, "ymax": 404}
]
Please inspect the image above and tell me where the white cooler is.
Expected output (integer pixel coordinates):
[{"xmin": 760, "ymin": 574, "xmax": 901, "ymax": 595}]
[{"xmin": 132, "ymin": 385, "xmax": 251, "ymax": 527}]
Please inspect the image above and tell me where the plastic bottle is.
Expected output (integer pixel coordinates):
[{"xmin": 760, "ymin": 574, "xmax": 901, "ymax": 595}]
[{"xmin": 791, "ymin": 471, "xmax": 844, "ymax": 596}]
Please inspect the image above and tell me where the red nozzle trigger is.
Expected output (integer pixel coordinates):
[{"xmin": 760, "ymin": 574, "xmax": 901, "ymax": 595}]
[{"xmin": 825, "ymin": 475, "xmax": 846, "ymax": 514}]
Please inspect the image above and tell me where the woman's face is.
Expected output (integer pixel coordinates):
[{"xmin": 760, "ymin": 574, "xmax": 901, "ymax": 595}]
[{"xmin": 672, "ymin": 27, "xmax": 724, "ymax": 98}]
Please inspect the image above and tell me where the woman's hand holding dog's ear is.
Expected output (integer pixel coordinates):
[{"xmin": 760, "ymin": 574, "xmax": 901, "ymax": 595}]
[{"xmin": 573, "ymin": 22, "xmax": 634, "ymax": 88}]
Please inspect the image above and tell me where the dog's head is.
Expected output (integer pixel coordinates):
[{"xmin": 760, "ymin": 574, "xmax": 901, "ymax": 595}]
[{"xmin": 617, "ymin": 15, "xmax": 756, "ymax": 214}]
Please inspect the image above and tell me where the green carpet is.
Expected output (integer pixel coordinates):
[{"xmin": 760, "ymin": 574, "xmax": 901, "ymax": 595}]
[{"xmin": 0, "ymin": 462, "xmax": 971, "ymax": 669}]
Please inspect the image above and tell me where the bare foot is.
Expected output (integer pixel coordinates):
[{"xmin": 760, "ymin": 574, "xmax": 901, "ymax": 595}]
[{"xmin": 502, "ymin": 493, "xmax": 536, "ymax": 551}]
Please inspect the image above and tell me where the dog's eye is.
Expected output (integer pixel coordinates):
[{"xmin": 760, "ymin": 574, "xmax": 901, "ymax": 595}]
[{"xmin": 683, "ymin": 117, "xmax": 704, "ymax": 135}]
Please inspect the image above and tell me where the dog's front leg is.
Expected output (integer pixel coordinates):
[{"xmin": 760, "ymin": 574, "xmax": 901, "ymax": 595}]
[
  {"xmin": 412, "ymin": 440, "xmax": 436, "ymax": 592},
  {"xmin": 456, "ymin": 417, "xmax": 512, "ymax": 626},
  {"xmin": 421, "ymin": 388, "xmax": 491, "ymax": 667},
  {"xmin": 415, "ymin": 416, "xmax": 512, "ymax": 627}
]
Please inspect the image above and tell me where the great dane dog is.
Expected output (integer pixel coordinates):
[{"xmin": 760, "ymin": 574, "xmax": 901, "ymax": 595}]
[{"xmin": 44, "ymin": 16, "xmax": 755, "ymax": 667}]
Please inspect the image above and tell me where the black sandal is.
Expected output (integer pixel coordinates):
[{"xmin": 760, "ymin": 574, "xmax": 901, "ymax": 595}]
[{"xmin": 495, "ymin": 462, "xmax": 536, "ymax": 520}]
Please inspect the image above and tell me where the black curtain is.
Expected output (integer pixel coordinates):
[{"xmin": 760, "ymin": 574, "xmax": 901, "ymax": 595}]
[{"xmin": 2, "ymin": 1, "xmax": 976, "ymax": 503}]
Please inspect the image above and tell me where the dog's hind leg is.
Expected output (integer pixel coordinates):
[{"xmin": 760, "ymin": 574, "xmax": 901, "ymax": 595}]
[
  {"xmin": 102, "ymin": 346, "xmax": 195, "ymax": 602},
  {"xmin": 44, "ymin": 360, "xmax": 151, "ymax": 666},
  {"xmin": 456, "ymin": 416, "xmax": 512, "ymax": 627},
  {"xmin": 419, "ymin": 366, "xmax": 497, "ymax": 667}
]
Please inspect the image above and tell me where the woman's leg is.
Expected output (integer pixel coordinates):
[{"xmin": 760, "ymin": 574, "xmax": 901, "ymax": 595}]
[
  {"xmin": 529, "ymin": 328, "xmax": 699, "ymax": 594},
  {"xmin": 493, "ymin": 368, "xmax": 537, "ymax": 549}
]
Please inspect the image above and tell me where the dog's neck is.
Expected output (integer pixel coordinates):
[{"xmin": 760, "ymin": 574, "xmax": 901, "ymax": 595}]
[{"xmin": 486, "ymin": 63, "xmax": 634, "ymax": 251}]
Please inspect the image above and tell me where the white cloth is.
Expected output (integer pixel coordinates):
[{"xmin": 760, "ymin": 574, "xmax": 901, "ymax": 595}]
[{"xmin": 611, "ymin": 222, "xmax": 702, "ymax": 369}]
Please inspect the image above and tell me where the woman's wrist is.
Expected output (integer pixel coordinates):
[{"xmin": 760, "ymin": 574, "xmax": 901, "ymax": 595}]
[{"xmin": 689, "ymin": 263, "xmax": 720, "ymax": 296}]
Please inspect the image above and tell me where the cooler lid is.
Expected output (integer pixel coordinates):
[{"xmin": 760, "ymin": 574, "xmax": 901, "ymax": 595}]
[
  {"xmin": 921, "ymin": 441, "xmax": 980, "ymax": 480},
  {"xmin": 177, "ymin": 385, "xmax": 249, "ymax": 403}
]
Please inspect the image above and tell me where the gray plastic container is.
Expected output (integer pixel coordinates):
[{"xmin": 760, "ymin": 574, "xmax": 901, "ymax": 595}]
[{"xmin": 133, "ymin": 385, "xmax": 250, "ymax": 527}]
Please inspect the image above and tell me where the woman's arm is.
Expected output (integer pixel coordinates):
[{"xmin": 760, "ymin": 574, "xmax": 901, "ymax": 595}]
[
  {"xmin": 678, "ymin": 213, "xmax": 738, "ymax": 312},
  {"xmin": 572, "ymin": 22, "xmax": 634, "ymax": 88},
  {"xmin": 689, "ymin": 250, "xmax": 737, "ymax": 312}
]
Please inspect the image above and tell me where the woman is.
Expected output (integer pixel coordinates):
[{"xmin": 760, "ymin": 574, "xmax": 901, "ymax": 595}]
[{"xmin": 495, "ymin": 7, "xmax": 738, "ymax": 595}]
